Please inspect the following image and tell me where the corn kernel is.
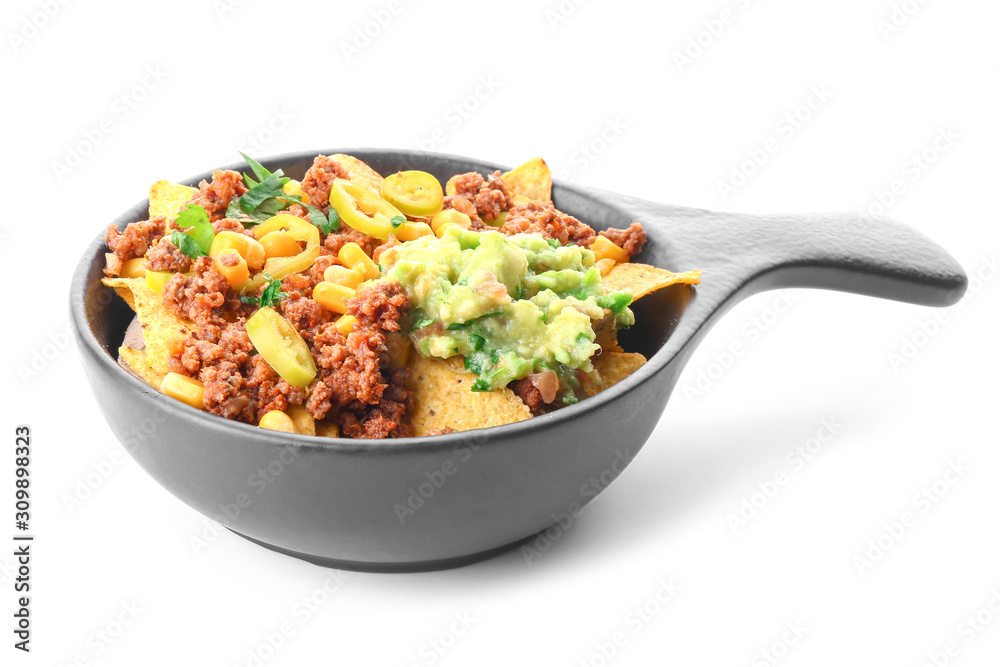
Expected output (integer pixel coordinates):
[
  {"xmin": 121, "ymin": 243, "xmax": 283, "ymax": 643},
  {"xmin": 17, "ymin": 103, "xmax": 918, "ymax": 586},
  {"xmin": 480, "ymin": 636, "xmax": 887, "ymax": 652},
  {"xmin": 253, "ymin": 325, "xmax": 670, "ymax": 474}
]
[
  {"xmin": 258, "ymin": 410, "xmax": 297, "ymax": 433},
  {"xmin": 596, "ymin": 258, "xmax": 616, "ymax": 276},
  {"xmin": 121, "ymin": 257, "xmax": 147, "ymax": 278},
  {"xmin": 590, "ymin": 235, "xmax": 629, "ymax": 264},
  {"xmin": 258, "ymin": 230, "xmax": 302, "ymax": 259},
  {"xmin": 283, "ymin": 179, "xmax": 308, "ymax": 204},
  {"xmin": 395, "ymin": 222, "xmax": 434, "ymax": 242},
  {"xmin": 335, "ymin": 314, "xmax": 357, "ymax": 335},
  {"xmin": 338, "ymin": 242, "xmax": 380, "ymax": 280},
  {"xmin": 215, "ymin": 249, "xmax": 250, "ymax": 287},
  {"xmin": 160, "ymin": 372, "xmax": 204, "ymax": 410},
  {"xmin": 211, "ymin": 231, "xmax": 266, "ymax": 270},
  {"xmin": 431, "ymin": 209, "xmax": 471, "ymax": 236},
  {"xmin": 313, "ymin": 282, "xmax": 356, "ymax": 314},
  {"xmin": 323, "ymin": 264, "xmax": 364, "ymax": 289}
]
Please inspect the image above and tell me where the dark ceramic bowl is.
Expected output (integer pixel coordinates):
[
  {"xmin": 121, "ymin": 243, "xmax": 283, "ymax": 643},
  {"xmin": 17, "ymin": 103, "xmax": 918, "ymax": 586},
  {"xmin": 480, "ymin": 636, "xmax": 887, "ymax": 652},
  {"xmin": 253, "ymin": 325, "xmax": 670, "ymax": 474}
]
[{"xmin": 70, "ymin": 149, "xmax": 967, "ymax": 571}]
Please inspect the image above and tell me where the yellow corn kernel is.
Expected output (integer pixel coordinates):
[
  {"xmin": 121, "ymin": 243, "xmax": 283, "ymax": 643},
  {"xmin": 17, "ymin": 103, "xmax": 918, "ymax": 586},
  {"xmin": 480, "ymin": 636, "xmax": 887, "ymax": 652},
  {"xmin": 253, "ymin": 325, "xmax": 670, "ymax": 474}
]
[
  {"xmin": 211, "ymin": 231, "xmax": 266, "ymax": 270},
  {"xmin": 160, "ymin": 372, "xmax": 204, "ymax": 410},
  {"xmin": 313, "ymin": 282, "xmax": 356, "ymax": 314},
  {"xmin": 431, "ymin": 209, "xmax": 472, "ymax": 236},
  {"xmin": 283, "ymin": 179, "xmax": 308, "ymax": 204},
  {"xmin": 215, "ymin": 249, "xmax": 250, "ymax": 287},
  {"xmin": 385, "ymin": 332, "xmax": 411, "ymax": 370},
  {"xmin": 335, "ymin": 314, "xmax": 356, "ymax": 335},
  {"xmin": 259, "ymin": 230, "xmax": 302, "ymax": 259},
  {"xmin": 338, "ymin": 242, "xmax": 380, "ymax": 280},
  {"xmin": 596, "ymin": 258, "xmax": 616, "ymax": 276},
  {"xmin": 395, "ymin": 222, "xmax": 434, "ymax": 242},
  {"xmin": 258, "ymin": 410, "xmax": 297, "ymax": 433},
  {"xmin": 323, "ymin": 264, "xmax": 364, "ymax": 289},
  {"xmin": 121, "ymin": 257, "xmax": 147, "ymax": 278},
  {"xmin": 590, "ymin": 235, "xmax": 629, "ymax": 264}
]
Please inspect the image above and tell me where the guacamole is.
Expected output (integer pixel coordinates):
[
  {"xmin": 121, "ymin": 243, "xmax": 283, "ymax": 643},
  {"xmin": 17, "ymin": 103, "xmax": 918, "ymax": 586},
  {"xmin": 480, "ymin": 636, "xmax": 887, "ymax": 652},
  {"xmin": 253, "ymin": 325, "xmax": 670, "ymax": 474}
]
[{"xmin": 378, "ymin": 226, "xmax": 634, "ymax": 394}]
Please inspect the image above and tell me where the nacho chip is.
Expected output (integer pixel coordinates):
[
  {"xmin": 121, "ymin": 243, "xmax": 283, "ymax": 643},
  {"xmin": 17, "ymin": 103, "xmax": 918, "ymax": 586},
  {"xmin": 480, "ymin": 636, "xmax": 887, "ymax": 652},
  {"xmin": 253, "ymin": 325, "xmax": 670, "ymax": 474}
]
[
  {"xmin": 602, "ymin": 263, "xmax": 702, "ymax": 300},
  {"xmin": 407, "ymin": 355, "xmax": 531, "ymax": 436},
  {"xmin": 592, "ymin": 309, "xmax": 623, "ymax": 354},
  {"xmin": 119, "ymin": 345, "xmax": 166, "ymax": 388},
  {"xmin": 333, "ymin": 154, "xmax": 384, "ymax": 192},
  {"xmin": 502, "ymin": 158, "xmax": 552, "ymax": 203},
  {"xmin": 103, "ymin": 277, "xmax": 194, "ymax": 375},
  {"xmin": 315, "ymin": 420, "xmax": 340, "ymax": 438},
  {"xmin": 287, "ymin": 404, "xmax": 316, "ymax": 436},
  {"xmin": 149, "ymin": 181, "xmax": 197, "ymax": 221},
  {"xmin": 585, "ymin": 351, "xmax": 647, "ymax": 396}
]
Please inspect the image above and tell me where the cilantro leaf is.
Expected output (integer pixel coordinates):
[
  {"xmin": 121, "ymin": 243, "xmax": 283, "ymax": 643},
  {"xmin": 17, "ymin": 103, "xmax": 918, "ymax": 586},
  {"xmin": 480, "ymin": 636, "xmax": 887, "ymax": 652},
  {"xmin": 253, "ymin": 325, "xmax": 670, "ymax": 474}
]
[
  {"xmin": 239, "ymin": 152, "xmax": 272, "ymax": 182},
  {"xmin": 468, "ymin": 333, "xmax": 485, "ymax": 351},
  {"xmin": 410, "ymin": 316, "xmax": 436, "ymax": 331},
  {"xmin": 546, "ymin": 238, "xmax": 560, "ymax": 249},
  {"xmin": 174, "ymin": 204, "xmax": 214, "ymax": 256},
  {"xmin": 471, "ymin": 379, "xmax": 490, "ymax": 392},
  {"xmin": 390, "ymin": 215, "xmax": 406, "ymax": 229},
  {"xmin": 259, "ymin": 274, "xmax": 287, "ymax": 308},
  {"xmin": 170, "ymin": 230, "xmax": 206, "ymax": 259}
]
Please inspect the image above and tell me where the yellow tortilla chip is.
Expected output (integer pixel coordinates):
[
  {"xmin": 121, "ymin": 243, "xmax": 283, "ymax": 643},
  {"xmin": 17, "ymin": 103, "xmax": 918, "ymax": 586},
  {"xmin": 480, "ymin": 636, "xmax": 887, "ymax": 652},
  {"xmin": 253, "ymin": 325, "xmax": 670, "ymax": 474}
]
[
  {"xmin": 585, "ymin": 352, "xmax": 647, "ymax": 396},
  {"xmin": 333, "ymin": 154, "xmax": 383, "ymax": 192},
  {"xmin": 592, "ymin": 310, "xmax": 623, "ymax": 354},
  {"xmin": 407, "ymin": 355, "xmax": 531, "ymax": 436},
  {"xmin": 119, "ymin": 346, "xmax": 166, "ymax": 388},
  {"xmin": 287, "ymin": 404, "xmax": 316, "ymax": 436},
  {"xmin": 502, "ymin": 158, "xmax": 552, "ymax": 203},
  {"xmin": 103, "ymin": 277, "xmax": 194, "ymax": 375},
  {"xmin": 315, "ymin": 420, "xmax": 340, "ymax": 438},
  {"xmin": 149, "ymin": 180, "xmax": 197, "ymax": 220},
  {"xmin": 602, "ymin": 263, "xmax": 702, "ymax": 300}
]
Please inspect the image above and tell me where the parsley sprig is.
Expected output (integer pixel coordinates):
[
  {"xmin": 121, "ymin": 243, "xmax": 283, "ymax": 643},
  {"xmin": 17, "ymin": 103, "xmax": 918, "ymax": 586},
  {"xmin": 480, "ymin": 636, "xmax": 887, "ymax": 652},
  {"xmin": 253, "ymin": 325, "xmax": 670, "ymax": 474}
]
[
  {"xmin": 227, "ymin": 153, "xmax": 339, "ymax": 234},
  {"xmin": 171, "ymin": 204, "xmax": 214, "ymax": 259},
  {"xmin": 238, "ymin": 274, "xmax": 287, "ymax": 308}
]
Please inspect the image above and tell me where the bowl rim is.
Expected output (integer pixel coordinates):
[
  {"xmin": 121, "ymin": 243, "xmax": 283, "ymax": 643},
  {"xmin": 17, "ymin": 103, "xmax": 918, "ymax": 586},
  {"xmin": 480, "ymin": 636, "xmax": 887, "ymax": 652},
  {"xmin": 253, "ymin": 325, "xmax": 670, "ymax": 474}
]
[{"xmin": 69, "ymin": 147, "xmax": 675, "ymax": 454}]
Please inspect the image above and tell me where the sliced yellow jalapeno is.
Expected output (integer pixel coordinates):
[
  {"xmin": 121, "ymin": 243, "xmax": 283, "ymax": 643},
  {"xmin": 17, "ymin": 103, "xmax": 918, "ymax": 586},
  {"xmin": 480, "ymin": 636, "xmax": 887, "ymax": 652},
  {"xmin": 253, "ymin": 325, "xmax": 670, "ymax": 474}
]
[
  {"xmin": 328, "ymin": 179, "xmax": 405, "ymax": 240},
  {"xmin": 380, "ymin": 171, "xmax": 444, "ymax": 217},
  {"xmin": 245, "ymin": 307, "xmax": 317, "ymax": 389},
  {"xmin": 240, "ymin": 214, "xmax": 321, "ymax": 293}
]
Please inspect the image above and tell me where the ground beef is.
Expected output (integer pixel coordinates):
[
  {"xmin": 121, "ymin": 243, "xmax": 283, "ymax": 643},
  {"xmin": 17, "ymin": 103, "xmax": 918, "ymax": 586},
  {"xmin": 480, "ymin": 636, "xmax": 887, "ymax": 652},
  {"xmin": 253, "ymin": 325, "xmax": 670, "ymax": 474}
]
[
  {"xmin": 306, "ymin": 326, "xmax": 387, "ymax": 418},
  {"xmin": 372, "ymin": 233, "xmax": 400, "ymax": 264},
  {"xmin": 144, "ymin": 236, "xmax": 192, "ymax": 273},
  {"xmin": 442, "ymin": 194, "xmax": 483, "ymax": 226},
  {"xmin": 211, "ymin": 217, "xmax": 248, "ymax": 235},
  {"xmin": 323, "ymin": 227, "xmax": 379, "ymax": 258},
  {"xmin": 308, "ymin": 255, "xmax": 337, "ymax": 288},
  {"xmin": 301, "ymin": 155, "xmax": 350, "ymax": 212},
  {"xmin": 187, "ymin": 170, "xmax": 247, "ymax": 222},
  {"xmin": 501, "ymin": 200, "xmax": 596, "ymax": 247},
  {"xmin": 161, "ymin": 256, "xmax": 230, "ymax": 328},
  {"xmin": 510, "ymin": 377, "xmax": 544, "ymax": 416},
  {"xmin": 279, "ymin": 293, "xmax": 333, "ymax": 345},
  {"xmin": 599, "ymin": 222, "xmax": 647, "ymax": 257},
  {"xmin": 104, "ymin": 217, "xmax": 167, "ymax": 274},
  {"xmin": 201, "ymin": 360, "xmax": 251, "ymax": 421},
  {"xmin": 245, "ymin": 354, "xmax": 305, "ymax": 422},
  {"xmin": 336, "ymin": 369, "xmax": 414, "ymax": 439},
  {"xmin": 169, "ymin": 319, "xmax": 253, "ymax": 376},
  {"xmin": 283, "ymin": 203, "xmax": 309, "ymax": 220},
  {"xmin": 346, "ymin": 281, "xmax": 409, "ymax": 332},
  {"xmin": 449, "ymin": 170, "xmax": 510, "ymax": 222}
]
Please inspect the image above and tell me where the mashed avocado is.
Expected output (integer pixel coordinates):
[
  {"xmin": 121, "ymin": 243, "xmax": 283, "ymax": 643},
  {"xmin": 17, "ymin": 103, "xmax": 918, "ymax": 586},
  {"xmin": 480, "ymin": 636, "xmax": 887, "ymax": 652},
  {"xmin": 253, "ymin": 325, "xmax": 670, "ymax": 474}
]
[{"xmin": 377, "ymin": 226, "xmax": 633, "ymax": 393}]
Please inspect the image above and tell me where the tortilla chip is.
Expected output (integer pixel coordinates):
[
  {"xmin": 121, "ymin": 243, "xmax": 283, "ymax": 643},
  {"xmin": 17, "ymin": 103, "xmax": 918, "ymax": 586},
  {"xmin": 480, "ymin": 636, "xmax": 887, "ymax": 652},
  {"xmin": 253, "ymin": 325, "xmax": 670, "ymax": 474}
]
[
  {"xmin": 602, "ymin": 264, "xmax": 702, "ymax": 300},
  {"xmin": 502, "ymin": 158, "xmax": 552, "ymax": 203},
  {"xmin": 119, "ymin": 345, "xmax": 166, "ymax": 388},
  {"xmin": 592, "ymin": 310, "xmax": 623, "ymax": 354},
  {"xmin": 102, "ymin": 277, "xmax": 194, "ymax": 375},
  {"xmin": 444, "ymin": 174, "xmax": 460, "ymax": 197},
  {"xmin": 333, "ymin": 154, "xmax": 384, "ymax": 192},
  {"xmin": 287, "ymin": 404, "xmax": 316, "ymax": 436},
  {"xmin": 149, "ymin": 181, "xmax": 197, "ymax": 220},
  {"xmin": 585, "ymin": 352, "xmax": 647, "ymax": 396},
  {"xmin": 407, "ymin": 355, "xmax": 531, "ymax": 436},
  {"xmin": 315, "ymin": 420, "xmax": 340, "ymax": 438}
]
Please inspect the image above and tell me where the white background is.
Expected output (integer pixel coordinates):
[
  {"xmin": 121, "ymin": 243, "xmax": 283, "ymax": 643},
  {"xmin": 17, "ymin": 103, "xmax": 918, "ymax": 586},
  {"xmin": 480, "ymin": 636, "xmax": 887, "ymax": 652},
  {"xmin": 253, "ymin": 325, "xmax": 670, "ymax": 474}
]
[{"xmin": 2, "ymin": 0, "xmax": 999, "ymax": 665}]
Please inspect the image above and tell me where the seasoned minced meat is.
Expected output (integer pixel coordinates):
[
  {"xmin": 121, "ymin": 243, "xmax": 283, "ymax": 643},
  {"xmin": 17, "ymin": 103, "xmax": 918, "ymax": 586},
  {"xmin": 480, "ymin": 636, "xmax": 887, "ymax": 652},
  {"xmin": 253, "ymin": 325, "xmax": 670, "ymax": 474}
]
[
  {"xmin": 510, "ymin": 377, "xmax": 544, "ymax": 416},
  {"xmin": 187, "ymin": 170, "xmax": 248, "ymax": 222},
  {"xmin": 144, "ymin": 236, "xmax": 192, "ymax": 273},
  {"xmin": 301, "ymin": 155, "xmax": 350, "ymax": 212},
  {"xmin": 161, "ymin": 256, "xmax": 231, "ymax": 328},
  {"xmin": 449, "ymin": 170, "xmax": 510, "ymax": 222},
  {"xmin": 104, "ymin": 217, "xmax": 166, "ymax": 275},
  {"xmin": 599, "ymin": 222, "xmax": 647, "ymax": 257},
  {"xmin": 501, "ymin": 200, "xmax": 596, "ymax": 247}
]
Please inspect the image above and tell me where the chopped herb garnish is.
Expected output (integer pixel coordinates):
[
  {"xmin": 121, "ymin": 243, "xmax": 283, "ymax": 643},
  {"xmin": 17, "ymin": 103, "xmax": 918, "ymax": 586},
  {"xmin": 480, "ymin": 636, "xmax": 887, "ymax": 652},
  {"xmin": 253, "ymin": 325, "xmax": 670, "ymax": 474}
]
[
  {"xmin": 546, "ymin": 238, "xmax": 560, "ymax": 249},
  {"xmin": 226, "ymin": 154, "xmax": 338, "ymax": 233},
  {"xmin": 410, "ymin": 316, "xmax": 436, "ymax": 331},
  {"xmin": 468, "ymin": 333, "xmax": 486, "ymax": 351},
  {"xmin": 239, "ymin": 274, "xmax": 287, "ymax": 308},
  {"xmin": 170, "ymin": 230, "xmax": 205, "ymax": 259},
  {"xmin": 172, "ymin": 204, "xmax": 214, "ymax": 257},
  {"xmin": 390, "ymin": 215, "xmax": 406, "ymax": 228},
  {"xmin": 471, "ymin": 379, "xmax": 490, "ymax": 392}
]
